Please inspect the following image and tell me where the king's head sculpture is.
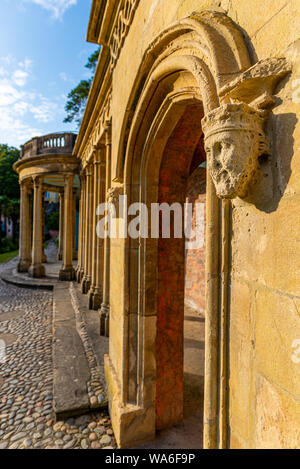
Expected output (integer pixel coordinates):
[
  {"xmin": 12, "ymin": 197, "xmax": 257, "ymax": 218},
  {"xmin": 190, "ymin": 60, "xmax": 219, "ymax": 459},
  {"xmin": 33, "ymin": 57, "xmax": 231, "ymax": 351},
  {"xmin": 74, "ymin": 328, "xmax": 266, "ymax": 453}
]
[{"xmin": 202, "ymin": 103, "xmax": 270, "ymax": 199}]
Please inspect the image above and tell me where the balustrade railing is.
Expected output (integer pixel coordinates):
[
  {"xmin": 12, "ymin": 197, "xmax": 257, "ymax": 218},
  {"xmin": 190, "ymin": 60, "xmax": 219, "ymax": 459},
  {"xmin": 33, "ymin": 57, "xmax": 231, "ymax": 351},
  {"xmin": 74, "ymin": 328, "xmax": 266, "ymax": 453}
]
[{"xmin": 20, "ymin": 133, "xmax": 77, "ymax": 160}]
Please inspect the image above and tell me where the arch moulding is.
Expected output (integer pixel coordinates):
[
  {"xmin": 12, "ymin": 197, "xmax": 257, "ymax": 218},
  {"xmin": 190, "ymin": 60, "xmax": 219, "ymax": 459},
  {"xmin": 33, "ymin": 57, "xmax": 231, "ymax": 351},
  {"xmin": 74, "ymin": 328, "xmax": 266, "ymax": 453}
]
[{"xmin": 105, "ymin": 10, "xmax": 291, "ymax": 449}]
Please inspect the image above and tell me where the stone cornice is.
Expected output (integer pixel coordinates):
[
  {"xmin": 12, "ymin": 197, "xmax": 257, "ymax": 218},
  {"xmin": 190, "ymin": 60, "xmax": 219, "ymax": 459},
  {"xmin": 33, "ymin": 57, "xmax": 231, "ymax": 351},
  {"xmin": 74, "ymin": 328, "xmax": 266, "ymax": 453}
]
[
  {"xmin": 73, "ymin": 46, "xmax": 111, "ymax": 162},
  {"xmin": 75, "ymin": 1, "xmax": 140, "ymax": 163}
]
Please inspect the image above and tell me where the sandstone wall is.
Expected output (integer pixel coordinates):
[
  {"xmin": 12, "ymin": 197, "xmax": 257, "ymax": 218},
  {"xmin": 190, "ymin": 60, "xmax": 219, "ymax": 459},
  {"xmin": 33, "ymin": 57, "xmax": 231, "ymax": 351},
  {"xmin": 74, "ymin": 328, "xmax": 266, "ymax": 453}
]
[{"xmin": 108, "ymin": 0, "xmax": 300, "ymax": 448}]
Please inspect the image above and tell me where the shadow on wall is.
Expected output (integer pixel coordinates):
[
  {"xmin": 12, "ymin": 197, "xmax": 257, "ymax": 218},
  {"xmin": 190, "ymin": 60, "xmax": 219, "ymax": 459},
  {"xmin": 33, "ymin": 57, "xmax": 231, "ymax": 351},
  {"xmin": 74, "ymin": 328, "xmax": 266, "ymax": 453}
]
[{"xmin": 245, "ymin": 111, "xmax": 297, "ymax": 213}]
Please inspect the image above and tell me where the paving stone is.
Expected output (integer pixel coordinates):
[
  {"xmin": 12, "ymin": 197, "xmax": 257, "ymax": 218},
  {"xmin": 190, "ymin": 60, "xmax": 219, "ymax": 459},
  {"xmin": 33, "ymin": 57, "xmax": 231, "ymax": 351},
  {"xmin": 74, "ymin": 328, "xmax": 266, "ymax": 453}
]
[{"xmin": 0, "ymin": 250, "xmax": 116, "ymax": 450}]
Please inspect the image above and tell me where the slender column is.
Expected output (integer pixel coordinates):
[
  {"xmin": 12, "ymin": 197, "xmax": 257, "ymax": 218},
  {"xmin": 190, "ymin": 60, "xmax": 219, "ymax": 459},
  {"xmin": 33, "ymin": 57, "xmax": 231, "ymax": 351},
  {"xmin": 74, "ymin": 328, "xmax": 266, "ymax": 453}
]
[
  {"xmin": 72, "ymin": 191, "xmax": 78, "ymax": 260},
  {"xmin": 100, "ymin": 124, "xmax": 112, "ymax": 337},
  {"xmin": 81, "ymin": 164, "xmax": 93, "ymax": 293},
  {"xmin": 59, "ymin": 173, "xmax": 75, "ymax": 281},
  {"xmin": 29, "ymin": 177, "xmax": 45, "ymax": 278},
  {"xmin": 58, "ymin": 192, "xmax": 64, "ymax": 261},
  {"xmin": 77, "ymin": 173, "xmax": 86, "ymax": 282},
  {"xmin": 89, "ymin": 147, "xmax": 105, "ymax": 310},
  {"xmin": 18, "ymin": 180, "xmax": 32, "ymax": 272},
  {"xmin": 42, "ymin": 191, "xmax": 47, "ymax": 263}
]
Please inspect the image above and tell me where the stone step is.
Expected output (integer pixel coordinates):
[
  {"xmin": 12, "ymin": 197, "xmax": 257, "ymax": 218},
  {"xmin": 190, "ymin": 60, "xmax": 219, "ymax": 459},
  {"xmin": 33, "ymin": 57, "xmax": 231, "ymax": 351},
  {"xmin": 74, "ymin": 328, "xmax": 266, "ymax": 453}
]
[{"xmin": 53, "ymin": 282, "xmax": 108, "ymax": 420}]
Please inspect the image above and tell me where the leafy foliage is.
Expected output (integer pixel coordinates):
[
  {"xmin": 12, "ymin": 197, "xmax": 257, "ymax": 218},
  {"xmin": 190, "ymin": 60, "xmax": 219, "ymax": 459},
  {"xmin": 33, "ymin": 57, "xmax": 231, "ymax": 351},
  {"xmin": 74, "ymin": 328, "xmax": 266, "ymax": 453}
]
[
  {"xmin": 0, "ymin": 145, "xmax": 20, "ymax": 199},
  {"xmin": 46, "ymin": 210, "xmax": 60, "ymax": 231},
  {"xmin": 0, "ymin": 145, "xmax": 20, "ymax": 250},
  {"xmin": 64, "ymin": 47, "xmax": 100, "ymax": 127}
]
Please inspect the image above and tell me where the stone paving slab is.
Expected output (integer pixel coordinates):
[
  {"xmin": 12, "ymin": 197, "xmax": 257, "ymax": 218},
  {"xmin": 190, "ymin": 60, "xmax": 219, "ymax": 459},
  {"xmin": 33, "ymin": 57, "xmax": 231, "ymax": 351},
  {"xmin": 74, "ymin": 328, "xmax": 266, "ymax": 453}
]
[
  {"xmin": 53, "ymin": 284, "xmax": 90, "ymax": 419},
  {"xmin": 53, "ymin": 283, "xmax": 108, "ymax": 420}
]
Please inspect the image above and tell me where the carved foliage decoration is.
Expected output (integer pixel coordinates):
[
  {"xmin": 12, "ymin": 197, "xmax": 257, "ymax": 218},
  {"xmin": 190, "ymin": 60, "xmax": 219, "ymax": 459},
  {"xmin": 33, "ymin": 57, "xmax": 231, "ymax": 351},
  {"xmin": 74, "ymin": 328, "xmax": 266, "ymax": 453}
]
[
  {"xmin": 202, "ymin": 58, "xmax": 291, "ymax": 199},
  {"xmin": 110, "ymin": 0, "xmax": 140, "ymax": 69}
]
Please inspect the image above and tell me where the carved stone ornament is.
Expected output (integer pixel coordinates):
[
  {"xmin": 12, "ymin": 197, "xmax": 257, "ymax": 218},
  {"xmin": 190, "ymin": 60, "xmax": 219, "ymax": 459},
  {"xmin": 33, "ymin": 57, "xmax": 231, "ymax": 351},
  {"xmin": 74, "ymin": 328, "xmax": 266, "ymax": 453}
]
[
  {"xmin": 202, "ymin": 103, "xmax": 269, "ymax": 199},
  {"xmin": 202, "ymin": 57, "xmax": 291, "ymax": 199}
]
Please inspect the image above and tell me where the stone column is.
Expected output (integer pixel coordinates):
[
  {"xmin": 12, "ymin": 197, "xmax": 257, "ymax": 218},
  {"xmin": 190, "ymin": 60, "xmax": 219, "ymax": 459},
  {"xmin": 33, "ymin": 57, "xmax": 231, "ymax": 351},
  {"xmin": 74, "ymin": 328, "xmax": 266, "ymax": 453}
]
[
  {"xmin": 59, "ymin": 173, "xmax": 75, "ymax": 281},
  {"xmin": 81, "ymin": 164, "xmax": 93, "ymax": 293},
  {"xmin": 100, "ymin": 124, "xmax": 111, "ymax": 337},
  {"xmin": 58, "ymin": 191, "xmax": 64, "ymax": 261},
  {"xmin": 42, "ymin": 191, "xmax": 47, "ymax": 264},
  {"xmin": 72, "ymin": 191, "xmax": 78, "ymax": 260},
  {"xmin": 77, "ymin": 173, "xmax": 86, "ymax": 282},
  {"xmin": 18, "ymin": 180, "xmax": 32, "ymax": 272},
  {"xmin": 89, "ymin": 147, "xmax": 105, "ymax": 310},
  {"xmin": 29, "ymin": 177, "xmax": 45, "ymax": 278}
]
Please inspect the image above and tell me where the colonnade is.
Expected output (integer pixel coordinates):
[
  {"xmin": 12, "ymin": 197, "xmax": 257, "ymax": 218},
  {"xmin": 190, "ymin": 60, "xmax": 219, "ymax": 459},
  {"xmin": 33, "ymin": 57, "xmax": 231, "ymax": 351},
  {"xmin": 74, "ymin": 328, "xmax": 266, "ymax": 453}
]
[
  {"xmin": 18, "ymin": 174, "xmax": 77, "ymax": 280},
  {"xmin": 76, "ymin": 124, "xmax": 111, "ymax": 337}
]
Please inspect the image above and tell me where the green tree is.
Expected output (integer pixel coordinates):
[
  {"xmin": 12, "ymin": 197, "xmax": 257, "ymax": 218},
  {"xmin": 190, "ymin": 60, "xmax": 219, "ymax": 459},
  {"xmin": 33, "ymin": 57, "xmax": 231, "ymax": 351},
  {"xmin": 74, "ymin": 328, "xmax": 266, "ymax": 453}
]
[
  {"xmin": 0, "ymin": 145, "xmax": 20, "ymax": 199},
  {"xmin": 0, "ymin": 145, "xmax": 20, "ymax": 249},
  {"xmin": 64, "ymin": 47, "xmax": 100, "ymax": 127}
]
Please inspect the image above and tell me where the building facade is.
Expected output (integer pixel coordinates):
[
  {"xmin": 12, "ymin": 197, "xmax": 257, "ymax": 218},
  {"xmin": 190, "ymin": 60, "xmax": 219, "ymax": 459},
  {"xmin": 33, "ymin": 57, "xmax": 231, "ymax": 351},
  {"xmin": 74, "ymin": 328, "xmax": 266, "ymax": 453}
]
[{"xmin": 16, "ymin": 0, "xmax": 299, "ymax": 449}]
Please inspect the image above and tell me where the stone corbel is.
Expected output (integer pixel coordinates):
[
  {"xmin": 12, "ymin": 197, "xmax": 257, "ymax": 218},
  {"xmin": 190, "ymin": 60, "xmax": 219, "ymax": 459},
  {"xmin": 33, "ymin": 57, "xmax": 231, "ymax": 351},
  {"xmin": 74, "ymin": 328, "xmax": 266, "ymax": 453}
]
[
  {"xmin": 107, "ymin": 185, "xmax": 123, "ymax": 217},
  {"xmin": 202, "ymin": 58, "xmax": 291, "ymax": 199}
]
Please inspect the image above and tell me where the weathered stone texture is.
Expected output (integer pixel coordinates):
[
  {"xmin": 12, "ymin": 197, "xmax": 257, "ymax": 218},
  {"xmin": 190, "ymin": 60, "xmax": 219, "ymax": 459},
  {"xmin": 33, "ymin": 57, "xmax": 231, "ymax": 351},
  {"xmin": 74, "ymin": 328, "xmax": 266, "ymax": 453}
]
[{"xmin": 75, "ymin": 0, "xmax": 300, "ymax": 449}]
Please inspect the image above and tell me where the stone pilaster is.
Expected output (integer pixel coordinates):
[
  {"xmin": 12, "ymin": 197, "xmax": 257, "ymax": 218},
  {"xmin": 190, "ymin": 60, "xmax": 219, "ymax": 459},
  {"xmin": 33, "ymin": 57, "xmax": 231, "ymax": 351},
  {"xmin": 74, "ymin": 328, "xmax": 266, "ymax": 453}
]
[
  {"xmin": 100, "ymin": 124, "xmax": 111, "ymax": 337},
  {"xmin": 18, "ymin": 180, "xmax": 32, "ymax": 272},
  {"xmin": 81, "ymin": 164, "xmax": 94, "ymax": 293},
  {"xmin": 28, "ymin": 177, "xmax": 45, "ymax": 278},
  {"xmin": 76, "ymin": 173, "xmax": 86, "ymax": 282},
  {"xmin": 59, "ymin": 173, "xmax": 75, "ymax": 281},
  {"xmin": 72, "ymin": 190, "xmax": 78, "ymax": 260},
  {"xmin": 89, "ymin": 147, "xmax": 105, "ymax": 310},
  {"xmin": 58, "ymin": 191, "xmax": 64, "ymax": 261}
]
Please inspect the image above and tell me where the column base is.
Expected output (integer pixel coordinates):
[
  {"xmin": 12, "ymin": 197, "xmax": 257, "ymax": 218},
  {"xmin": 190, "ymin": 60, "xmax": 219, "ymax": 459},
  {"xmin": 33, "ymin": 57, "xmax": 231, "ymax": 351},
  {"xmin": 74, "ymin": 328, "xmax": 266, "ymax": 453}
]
[
  {"xmin": 76, "ymin": 267, "xmax": 82, "ymax": 283},
  {"xmin": 42, "ymin": 253, "xmax": 48, "ymax": 263},
  {"xmin": 104, "ymin": 355, "xmax": 156, "ymax": 448},
  {"xmin": 28, "ymin": 263, "xmax": 46, "ymax": 278},
  {"xmin": 81, "ymin": 276, "xmax": 91, "ymax": 294},
  {"xmin": 88, "ymin": 289, "xmax": 103, "ymax": 310},
  {"xmin": 57, "ymin": 253, "xmax": 63, "ymax": 261},
  {"xmin": 17, "ymin": 259, "xmax": 31, "ymax": 273},
  {"xmin": 99, "ymin": 303, "xmax": 110, "ymax": 337},
  {"xmin": 73, "ymin": 252, "xmax": 78, "ymax": 260},
  {"xmin": 59, "ymin": 266, "xmax": 75, "ymax": 281}
]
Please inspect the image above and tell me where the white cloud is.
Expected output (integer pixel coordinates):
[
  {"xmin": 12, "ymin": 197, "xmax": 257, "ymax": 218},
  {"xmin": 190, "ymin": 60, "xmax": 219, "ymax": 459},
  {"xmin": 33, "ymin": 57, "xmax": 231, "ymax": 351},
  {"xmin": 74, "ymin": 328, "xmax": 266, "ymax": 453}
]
[
  {"xmin": 0, "ymin": 55, "xmax": 63, "ymax": 145},
  {"xmin": 0, "ymin": 81, "xmax": 24, "ymax": 106},
  {"xmin": 24, "ymin": 0, "xmax": 77, "ymax": 19},
  {"xmin": 0, "ymin": 67, "xmax": 8, "ymax": 77},
  {"xmin": 18, "ymin": 58, "xmax": 33, "ymax": 71},
  {"xmin": 59, "ymin": 72, "xmax": 68, "ymax": 82},
  {"xmin": 13, "ymin": 69, "xmax": 29, "ymax": 87},
  {"xmin": 30, "ymin": 96, "xmax": 58, "ymax": 123}
]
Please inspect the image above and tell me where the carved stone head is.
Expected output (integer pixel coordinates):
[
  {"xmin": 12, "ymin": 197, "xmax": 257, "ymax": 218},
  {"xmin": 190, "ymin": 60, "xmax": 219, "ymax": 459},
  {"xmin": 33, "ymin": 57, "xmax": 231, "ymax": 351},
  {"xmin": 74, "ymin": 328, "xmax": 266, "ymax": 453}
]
[{"xmin": 202, "ymin": 103, "xmax": 270, "ymax": 199}]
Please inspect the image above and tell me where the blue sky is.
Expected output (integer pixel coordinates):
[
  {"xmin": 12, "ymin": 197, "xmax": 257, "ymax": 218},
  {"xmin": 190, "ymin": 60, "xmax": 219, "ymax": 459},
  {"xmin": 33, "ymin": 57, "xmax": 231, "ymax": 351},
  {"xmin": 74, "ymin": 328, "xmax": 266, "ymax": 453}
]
[{"xmin": 0, "ymin": 0, "xmax": 96, "ymax": 147}]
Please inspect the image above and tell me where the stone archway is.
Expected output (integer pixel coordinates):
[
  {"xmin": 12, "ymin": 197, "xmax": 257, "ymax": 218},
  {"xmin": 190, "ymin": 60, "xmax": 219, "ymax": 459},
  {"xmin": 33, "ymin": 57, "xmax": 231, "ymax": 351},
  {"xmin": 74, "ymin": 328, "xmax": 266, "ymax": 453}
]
[
  {"xmin": 105, "ymin": 10, "xmax": 290, "ymax": 449},
  {"xmin": 105, "ymin": 11, "xmax": 252, "ymax": 449}
]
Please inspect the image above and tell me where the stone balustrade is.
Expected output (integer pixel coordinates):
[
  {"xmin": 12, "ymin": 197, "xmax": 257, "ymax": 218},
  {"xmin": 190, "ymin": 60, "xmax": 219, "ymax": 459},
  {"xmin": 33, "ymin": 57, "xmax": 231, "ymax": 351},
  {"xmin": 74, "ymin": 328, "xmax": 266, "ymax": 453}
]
[{"xmin": 20, "ymin": 133, "xmax": 77, "ymax": 160}]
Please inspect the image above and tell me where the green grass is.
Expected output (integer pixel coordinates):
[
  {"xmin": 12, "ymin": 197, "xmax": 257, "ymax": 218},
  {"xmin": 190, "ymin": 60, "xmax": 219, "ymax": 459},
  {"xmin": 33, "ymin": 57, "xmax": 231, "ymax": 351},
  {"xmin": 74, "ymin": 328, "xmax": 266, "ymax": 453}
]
[{"xmin": 0, "ymin": 250, "xmax": 19, "ymax": 264}]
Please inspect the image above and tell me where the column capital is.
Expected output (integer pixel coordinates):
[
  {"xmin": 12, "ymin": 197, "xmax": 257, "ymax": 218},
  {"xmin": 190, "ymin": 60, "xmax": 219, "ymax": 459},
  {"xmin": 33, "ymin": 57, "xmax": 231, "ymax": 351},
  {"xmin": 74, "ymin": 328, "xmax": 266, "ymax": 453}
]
[
  {"xmin": 93, "ymin": 146, "xmax": 106, "ymax": 165},
  {"xmin": 63, "ymin": 172, "xmax": 74, "ymax": 184},
  {"xmin": 32, "ymin": 175, "xmax": 43, "ymax": 187},
  {"xmin": 86, "ymin": 164, "xmax": 93, "ymax": 177},
  {"xmin": 104, "ymin": 119, "xmax": 112, "ymax": 146}
]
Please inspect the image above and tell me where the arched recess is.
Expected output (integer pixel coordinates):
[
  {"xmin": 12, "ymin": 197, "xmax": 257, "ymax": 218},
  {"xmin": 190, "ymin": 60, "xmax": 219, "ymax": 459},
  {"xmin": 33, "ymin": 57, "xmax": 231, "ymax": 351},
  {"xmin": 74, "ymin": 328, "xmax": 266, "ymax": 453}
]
[{"xmin": 105, "ymin": 11, "xmax": 252, "ymax": 449}]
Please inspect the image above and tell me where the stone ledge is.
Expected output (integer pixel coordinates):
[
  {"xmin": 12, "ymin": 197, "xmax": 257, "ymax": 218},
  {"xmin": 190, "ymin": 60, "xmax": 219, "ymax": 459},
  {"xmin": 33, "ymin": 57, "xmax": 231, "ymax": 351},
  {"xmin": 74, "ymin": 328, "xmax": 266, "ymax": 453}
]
[
  {"xmin": 0, "ymin": 267, "xmax": 56, "ymax": 291},
  {"xmin": 53, "ymin": 283, "xmax": 108, "ymax": 420}
]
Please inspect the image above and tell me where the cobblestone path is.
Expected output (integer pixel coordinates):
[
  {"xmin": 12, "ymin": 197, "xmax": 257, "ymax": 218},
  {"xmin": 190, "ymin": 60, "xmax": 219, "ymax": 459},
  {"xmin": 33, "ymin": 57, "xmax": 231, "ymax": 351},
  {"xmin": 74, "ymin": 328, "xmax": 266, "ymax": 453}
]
[{"xmin": 0, "ymin": 254, "xmax": 116, "ymax": 450}]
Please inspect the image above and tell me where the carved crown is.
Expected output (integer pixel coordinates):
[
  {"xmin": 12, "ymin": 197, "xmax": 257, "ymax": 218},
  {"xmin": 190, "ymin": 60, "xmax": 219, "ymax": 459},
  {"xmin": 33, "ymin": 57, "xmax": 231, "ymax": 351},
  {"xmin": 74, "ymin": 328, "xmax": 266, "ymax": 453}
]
[{"xmin": 202, "ymin": 103, "xmax": 266, "ymax": 138}]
